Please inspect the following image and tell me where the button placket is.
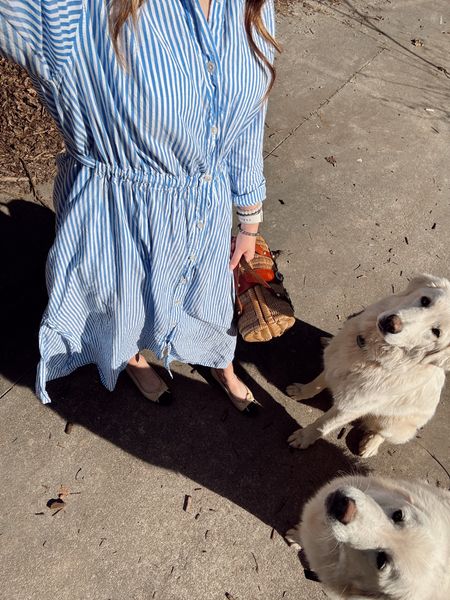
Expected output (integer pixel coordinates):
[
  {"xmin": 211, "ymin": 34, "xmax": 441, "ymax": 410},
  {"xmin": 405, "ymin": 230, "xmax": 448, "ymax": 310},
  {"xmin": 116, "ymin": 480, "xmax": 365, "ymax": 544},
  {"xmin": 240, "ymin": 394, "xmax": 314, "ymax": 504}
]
[
  {"xmin": 170, "ymin": 271, "xmax": 189, "ymax": 331},
  {"xmin": 209, "ymin": 124, "xmax": 218, "ymax": 155},
  {"xmin": 160, "ymin": 0, "xmax": 223, "ymax": 364}
]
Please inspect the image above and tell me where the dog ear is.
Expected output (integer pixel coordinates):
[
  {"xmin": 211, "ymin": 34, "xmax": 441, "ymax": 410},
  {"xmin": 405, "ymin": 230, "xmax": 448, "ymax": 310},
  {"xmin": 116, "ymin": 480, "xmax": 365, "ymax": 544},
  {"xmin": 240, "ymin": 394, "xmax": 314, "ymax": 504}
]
[
  {"xmin": 422, "ymin": 343, "xmax": 450, "ymax": 370},
  {"xmin": 403, "ymin": 274, "xmax": 449, "ymax": 294}
]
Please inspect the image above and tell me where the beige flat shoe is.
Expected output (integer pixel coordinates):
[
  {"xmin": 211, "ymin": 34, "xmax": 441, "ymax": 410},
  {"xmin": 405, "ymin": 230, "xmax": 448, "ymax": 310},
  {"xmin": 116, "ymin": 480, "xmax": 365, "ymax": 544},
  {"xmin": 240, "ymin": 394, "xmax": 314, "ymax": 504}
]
[
  {"xmin": 126, "ymin": 362, "xmax": 172, "ymax": 405},
  {"xmin": 211, "ymin": 368, "xmax": 259, "ymax": 416}
]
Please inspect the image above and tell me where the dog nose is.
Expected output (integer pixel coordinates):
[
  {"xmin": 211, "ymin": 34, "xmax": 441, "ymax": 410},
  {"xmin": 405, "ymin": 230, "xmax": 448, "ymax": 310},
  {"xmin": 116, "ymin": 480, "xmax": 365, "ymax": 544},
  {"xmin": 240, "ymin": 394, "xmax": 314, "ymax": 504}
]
[
  {"xmin": 379, "ymin": 314, "xmax": 403, "ymax": 334},
  {"xmin": 326, "ymin": 490, "xmax": 357, "ymax": 524}
]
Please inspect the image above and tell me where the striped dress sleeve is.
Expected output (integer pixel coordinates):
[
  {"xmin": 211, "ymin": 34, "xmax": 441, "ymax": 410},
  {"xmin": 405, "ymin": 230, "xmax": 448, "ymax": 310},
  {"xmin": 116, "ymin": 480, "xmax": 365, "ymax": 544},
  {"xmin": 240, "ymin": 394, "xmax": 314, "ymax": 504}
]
[
  {"xmin": 227, "ymin": 104, "xmax": 268, "ymax": 207},
  {"xmin": 0, "ymin": 0, "xmax": 84, "ymax": 80},
  {"xmin": 227, "ymin": 0, "xmax": 275, "ymax": 207}
]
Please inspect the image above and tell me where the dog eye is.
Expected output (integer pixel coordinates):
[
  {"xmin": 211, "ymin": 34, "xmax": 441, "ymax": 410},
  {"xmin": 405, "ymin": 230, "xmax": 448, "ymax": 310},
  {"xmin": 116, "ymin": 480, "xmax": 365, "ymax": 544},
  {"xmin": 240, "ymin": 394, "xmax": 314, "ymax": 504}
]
[
  {"xmin": 392, "ymin": 510, "xmax": 404, "ymax": 523},
  {"xmin": 421, "ymin": 296, "xmax": 431, "ymax": 307},
  {"xmin": 376, "ymin": 551, "xmax": 389, "ymax": 571},
  {"xmin": 432, "ymin": 328, "xmax": 441, "ymax": 338}
]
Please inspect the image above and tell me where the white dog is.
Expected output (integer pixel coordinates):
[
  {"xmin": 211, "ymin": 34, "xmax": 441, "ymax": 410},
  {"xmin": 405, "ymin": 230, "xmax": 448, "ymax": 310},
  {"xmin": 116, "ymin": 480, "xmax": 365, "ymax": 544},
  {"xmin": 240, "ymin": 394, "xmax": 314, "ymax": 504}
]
[
  {"xmin": 286, "ymin": 475, "xmax": 450, "ymax": 599},
  {"xmin": 287, "ymin": 275, "xmax": 450, "ymax": 457}
]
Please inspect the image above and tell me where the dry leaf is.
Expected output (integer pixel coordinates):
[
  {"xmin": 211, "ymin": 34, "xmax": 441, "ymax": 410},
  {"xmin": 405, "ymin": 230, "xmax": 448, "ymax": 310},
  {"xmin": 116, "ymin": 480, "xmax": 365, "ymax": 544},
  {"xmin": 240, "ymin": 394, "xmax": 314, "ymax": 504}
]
[{"xmin": 47, "ymin": 498, "xmax": 65, "ymax": 510}]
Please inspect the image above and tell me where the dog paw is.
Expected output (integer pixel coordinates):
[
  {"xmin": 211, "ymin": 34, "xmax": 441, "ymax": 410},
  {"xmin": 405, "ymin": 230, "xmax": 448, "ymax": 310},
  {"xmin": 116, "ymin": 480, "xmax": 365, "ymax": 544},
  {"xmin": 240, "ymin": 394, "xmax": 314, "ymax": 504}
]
[
  {"xmin": 288, "ymin": 427, "xmax": 317, "ymax": 449},
  {"xmin": 285, "ymin": 527, "xmax": 302, "ymax": 550},
  {"xmin": 358, "ymin": 432, "xmax": 383, "ymax": 458},
  {"xmin": 286, "ymin": 383, "xmax": 308, "ymax": 401}
]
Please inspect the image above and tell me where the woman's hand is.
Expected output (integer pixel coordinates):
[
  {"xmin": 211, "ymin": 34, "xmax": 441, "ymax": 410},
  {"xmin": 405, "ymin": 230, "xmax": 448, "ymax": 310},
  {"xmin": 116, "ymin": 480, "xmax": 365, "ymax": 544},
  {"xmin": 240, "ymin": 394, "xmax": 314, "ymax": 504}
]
[{"xmin": 229, "ymin": 223, "xmax": 259, "ymax": 270}]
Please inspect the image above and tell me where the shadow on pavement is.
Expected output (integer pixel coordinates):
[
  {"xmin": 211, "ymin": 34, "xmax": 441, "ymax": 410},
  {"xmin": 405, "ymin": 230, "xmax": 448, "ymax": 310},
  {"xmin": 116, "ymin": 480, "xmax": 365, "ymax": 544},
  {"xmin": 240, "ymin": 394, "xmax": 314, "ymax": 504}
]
[
  {"xmin": 1, "ymin": 199, "xmax": 366, "ymax": 534},
  {"xmin": 0, "ymin": 199, "xmax": 54, "ymax": 385},
  {"xmin": 313, "ymin": 0, "xmax": 450, "ymax": 121},
  {"xmin": 328, "ymin": 0, "xmax": 450, "ymax": 80}
]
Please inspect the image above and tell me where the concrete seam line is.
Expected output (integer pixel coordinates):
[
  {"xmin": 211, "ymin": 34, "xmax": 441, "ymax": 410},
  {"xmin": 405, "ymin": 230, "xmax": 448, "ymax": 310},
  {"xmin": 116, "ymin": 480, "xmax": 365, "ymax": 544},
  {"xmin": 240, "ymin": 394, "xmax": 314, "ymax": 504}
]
[{"xmin": 264, "ymin": 46, "xmax": 385, "ymax": 159}]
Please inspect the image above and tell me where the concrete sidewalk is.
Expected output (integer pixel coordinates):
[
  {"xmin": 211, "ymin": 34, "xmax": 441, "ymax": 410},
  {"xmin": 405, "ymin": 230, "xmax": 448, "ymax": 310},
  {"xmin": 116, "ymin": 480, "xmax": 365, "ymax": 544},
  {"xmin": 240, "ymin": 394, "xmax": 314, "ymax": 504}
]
[{"xmin": 1, "ymin": 1, "xmax": 449, "ymax": 598}]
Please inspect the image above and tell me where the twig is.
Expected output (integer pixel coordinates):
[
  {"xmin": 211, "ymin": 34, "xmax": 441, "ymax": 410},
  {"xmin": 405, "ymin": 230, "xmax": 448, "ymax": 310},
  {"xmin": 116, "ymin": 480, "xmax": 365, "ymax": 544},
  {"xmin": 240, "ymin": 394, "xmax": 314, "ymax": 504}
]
[
  {"xmin": 251, "ymin": 552, "xmax": 259, "ymax": 573},
  {"xmin": 0, "ymin": 176, "xmax": 28, "ymax": 182},
  {"xmin": 183, "ymin": 495, "xmax": 192, "ymax": 512},
  {"xmin": 19, "ymin": 158, "xmax": 46, "ymax": 207}
]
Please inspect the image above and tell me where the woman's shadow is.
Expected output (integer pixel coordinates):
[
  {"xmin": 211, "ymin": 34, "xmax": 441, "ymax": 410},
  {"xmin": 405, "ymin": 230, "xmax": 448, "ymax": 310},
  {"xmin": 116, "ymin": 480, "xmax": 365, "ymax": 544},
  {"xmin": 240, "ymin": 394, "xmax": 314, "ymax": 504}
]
[{"xmin": 0, "ymin": 199, "xmax": 366, "ymax": 536}]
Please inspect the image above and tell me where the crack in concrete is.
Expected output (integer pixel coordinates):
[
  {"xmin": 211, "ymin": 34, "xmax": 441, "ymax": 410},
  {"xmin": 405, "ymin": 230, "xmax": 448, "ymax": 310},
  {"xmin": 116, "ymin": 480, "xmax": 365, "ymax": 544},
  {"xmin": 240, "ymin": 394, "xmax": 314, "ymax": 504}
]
[
  {"xmin": 0, "ymin": 381, "xmax": 20, "ymax": 401},
  {"xmin": 264, "ymin": 46, "xmax": 386, "ymax": 159},
  {"xmin": 0, "ymin": 371, "xmax": 30, "ymax": 401}
]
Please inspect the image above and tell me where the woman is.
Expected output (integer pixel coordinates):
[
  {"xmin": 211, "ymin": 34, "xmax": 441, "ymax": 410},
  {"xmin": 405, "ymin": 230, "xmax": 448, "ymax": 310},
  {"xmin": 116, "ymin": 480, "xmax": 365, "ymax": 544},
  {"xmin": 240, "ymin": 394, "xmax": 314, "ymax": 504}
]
[{"xmin": 0, "ymin": 0, "xmax": 277, "ymax": 412}]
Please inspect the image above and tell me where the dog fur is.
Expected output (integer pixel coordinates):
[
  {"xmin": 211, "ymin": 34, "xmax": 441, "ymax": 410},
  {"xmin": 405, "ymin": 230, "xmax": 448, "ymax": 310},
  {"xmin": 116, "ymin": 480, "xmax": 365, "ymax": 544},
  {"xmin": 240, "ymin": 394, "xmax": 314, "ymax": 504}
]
[
  {"xmin": 286, "ymin": 475, "xmax": 450, "ymax": 599},
  {"xmin": 287, "ymin": 275, "xmax": 450, "ymax": 457}
]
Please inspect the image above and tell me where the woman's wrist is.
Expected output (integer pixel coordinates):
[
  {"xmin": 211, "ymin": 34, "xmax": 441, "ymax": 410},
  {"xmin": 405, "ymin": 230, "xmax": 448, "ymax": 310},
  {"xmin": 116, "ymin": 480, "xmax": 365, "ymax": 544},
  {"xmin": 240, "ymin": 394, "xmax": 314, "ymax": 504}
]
[
  {"xmin": 238, "ymin": 223, "xmax": 259, "ymax": 237},
  {"xmin": 239, "ymin": 222, "xmax": 259, "ymax": 232}
]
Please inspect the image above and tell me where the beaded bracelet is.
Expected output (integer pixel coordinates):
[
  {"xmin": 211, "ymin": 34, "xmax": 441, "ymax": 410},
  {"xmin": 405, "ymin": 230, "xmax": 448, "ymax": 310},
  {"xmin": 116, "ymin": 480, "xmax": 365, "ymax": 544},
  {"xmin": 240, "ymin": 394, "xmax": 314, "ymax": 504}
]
[
  {"xmin": 236, "ymin": 207, "xmax": 262, "ymax": 217},
  {"xmin": 238, "ymin": 224, "xmax": 259, "ymax": 237}
]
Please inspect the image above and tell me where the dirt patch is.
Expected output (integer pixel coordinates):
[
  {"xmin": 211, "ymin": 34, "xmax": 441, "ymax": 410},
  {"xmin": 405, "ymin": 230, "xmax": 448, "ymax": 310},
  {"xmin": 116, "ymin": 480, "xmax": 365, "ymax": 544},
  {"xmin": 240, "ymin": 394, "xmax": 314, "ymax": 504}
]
[{"xmin": 0, "ymin": 58, "xmax": 64, "ymax": 195}]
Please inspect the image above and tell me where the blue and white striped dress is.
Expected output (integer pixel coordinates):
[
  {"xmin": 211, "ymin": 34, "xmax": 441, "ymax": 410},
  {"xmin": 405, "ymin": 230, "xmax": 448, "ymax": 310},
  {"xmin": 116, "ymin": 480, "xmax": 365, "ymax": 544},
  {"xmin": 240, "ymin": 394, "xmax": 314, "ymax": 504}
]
[{"xmin": 0, "ymin": 0, "xmax": 274, "ymax": 403}]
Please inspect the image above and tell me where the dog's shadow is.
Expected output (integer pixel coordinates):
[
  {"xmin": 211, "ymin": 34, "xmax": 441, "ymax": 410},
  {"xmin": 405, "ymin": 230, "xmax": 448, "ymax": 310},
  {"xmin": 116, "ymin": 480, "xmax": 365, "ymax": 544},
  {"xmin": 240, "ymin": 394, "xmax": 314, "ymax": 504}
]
[
  {"xmin": 236, "ymin": 323, "xmax": 334, "ymax": 411},
  {"xmin": 239, "ymin": 319, "xmax": 368, "ymax": 456},
  {"xmin": 1, "ymin": 199, "xmax": 368, "ymax": 536}
]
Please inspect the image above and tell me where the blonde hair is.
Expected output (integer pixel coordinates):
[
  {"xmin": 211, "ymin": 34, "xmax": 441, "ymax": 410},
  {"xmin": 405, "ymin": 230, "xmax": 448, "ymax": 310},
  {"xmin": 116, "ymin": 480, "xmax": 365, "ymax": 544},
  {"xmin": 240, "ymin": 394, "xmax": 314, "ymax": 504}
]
[{"xmin": 109, "ymin": 0, "xmax": 281, "ymax": 94}]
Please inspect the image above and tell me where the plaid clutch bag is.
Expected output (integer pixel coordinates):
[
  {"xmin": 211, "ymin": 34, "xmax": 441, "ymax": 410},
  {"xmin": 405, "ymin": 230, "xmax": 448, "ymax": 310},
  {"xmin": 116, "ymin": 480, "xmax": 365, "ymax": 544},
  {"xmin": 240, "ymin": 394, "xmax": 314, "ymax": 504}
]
[{"xmin": 234, "ymin": 234, "xmax": 295, "ymax": 342}]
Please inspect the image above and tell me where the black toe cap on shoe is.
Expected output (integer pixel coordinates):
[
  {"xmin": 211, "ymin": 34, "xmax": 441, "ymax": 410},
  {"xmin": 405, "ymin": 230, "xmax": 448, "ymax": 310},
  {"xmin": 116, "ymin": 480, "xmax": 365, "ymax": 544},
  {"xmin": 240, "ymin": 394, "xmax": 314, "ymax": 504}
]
[{"xmin": 243, "ymin": 402, "xmax": 259, "ymax": 417}]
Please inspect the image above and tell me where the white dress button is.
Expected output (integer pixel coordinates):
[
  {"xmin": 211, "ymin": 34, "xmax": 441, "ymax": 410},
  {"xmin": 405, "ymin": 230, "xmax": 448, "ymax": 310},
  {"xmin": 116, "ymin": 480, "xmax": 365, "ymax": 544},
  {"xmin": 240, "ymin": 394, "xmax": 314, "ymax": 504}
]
[
  {"xmin": 189, "ymin": 254, "xmax": 196, "ymax": 262},
  {"xmin": 211, "ymin": 126, "xmax": 218, "ymax": 136},
  {"xmin": 197, "ymin": 221, "xmax": 204, "ymax": 230},
  {"xmin": 203, "ymin": 173, "xmax": 212, "ymax": 182},
  {"xmin": 207, "ymin": 61, "xmax": 215, "ymax": 74}
]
